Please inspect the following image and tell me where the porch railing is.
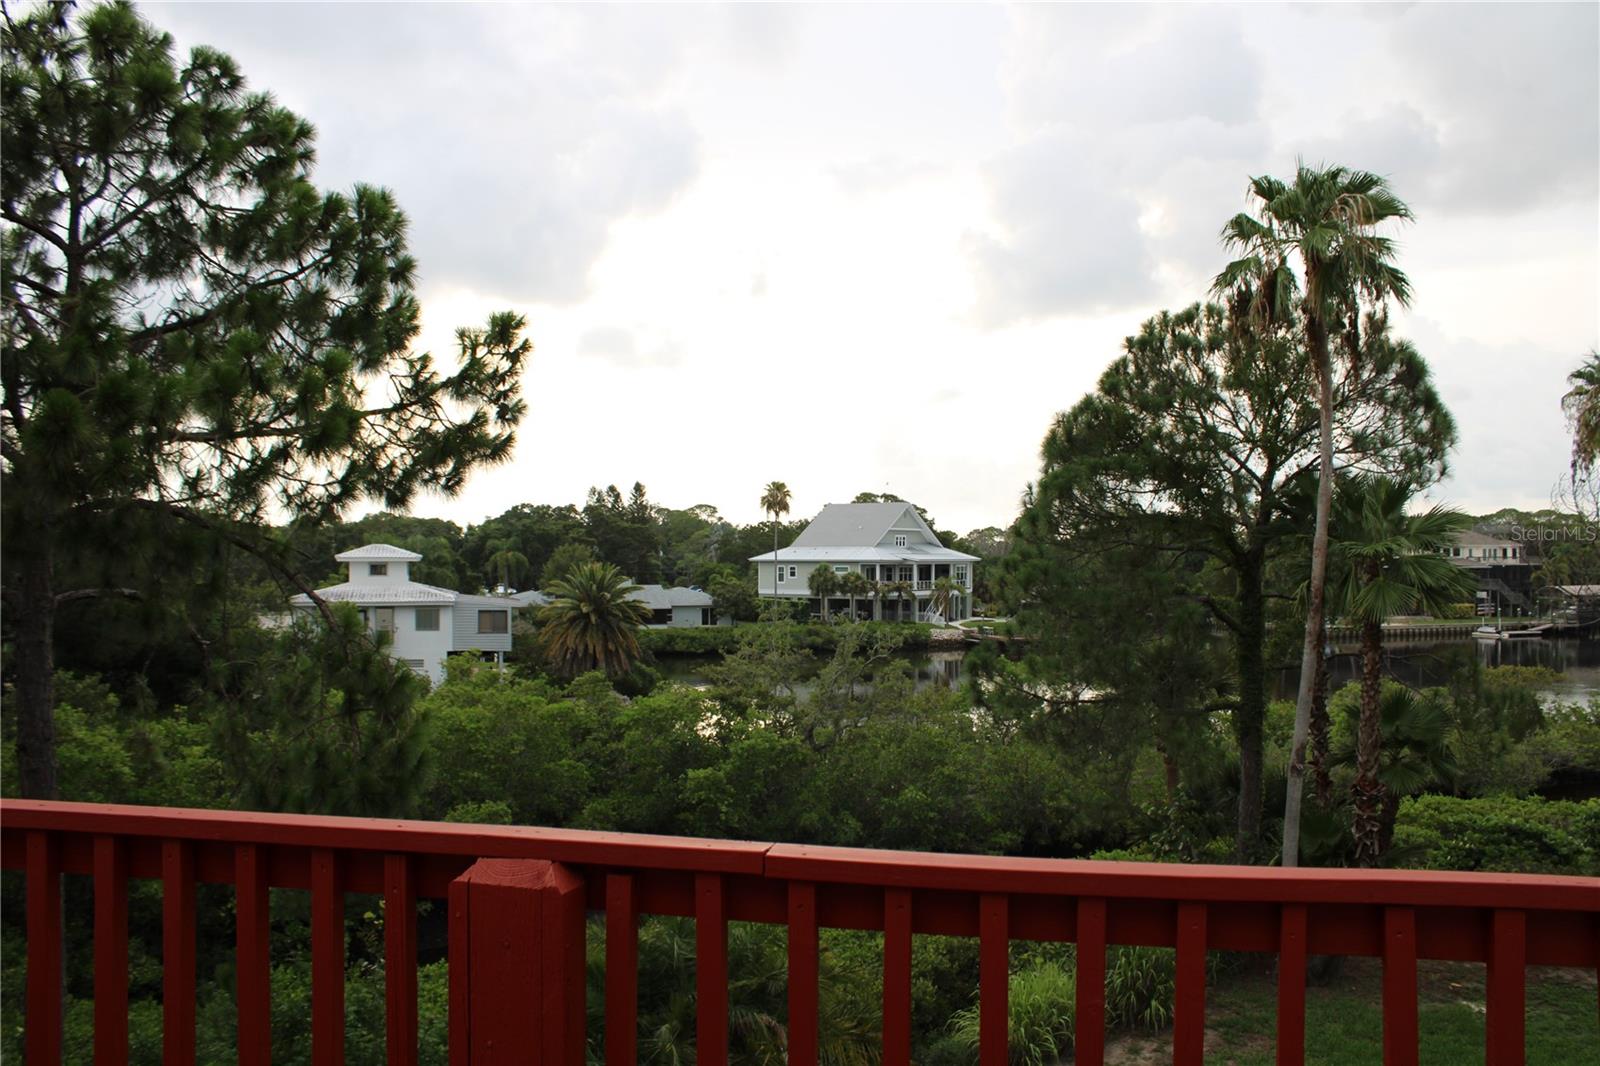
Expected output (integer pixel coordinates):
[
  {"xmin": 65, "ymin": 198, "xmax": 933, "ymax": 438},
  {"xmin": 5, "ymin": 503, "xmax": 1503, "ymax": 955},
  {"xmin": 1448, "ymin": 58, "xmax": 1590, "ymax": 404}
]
[{"xmin": 3, "ymin": 799, "xmax": 1596, "ymax": 1066}]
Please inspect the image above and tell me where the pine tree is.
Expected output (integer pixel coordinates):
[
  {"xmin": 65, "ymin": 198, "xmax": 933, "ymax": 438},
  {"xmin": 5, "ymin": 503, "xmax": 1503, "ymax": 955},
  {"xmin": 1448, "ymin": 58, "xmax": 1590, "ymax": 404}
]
[{"xmin": 1, "ymin": 3, "xmax": 530, "ymax": 796}]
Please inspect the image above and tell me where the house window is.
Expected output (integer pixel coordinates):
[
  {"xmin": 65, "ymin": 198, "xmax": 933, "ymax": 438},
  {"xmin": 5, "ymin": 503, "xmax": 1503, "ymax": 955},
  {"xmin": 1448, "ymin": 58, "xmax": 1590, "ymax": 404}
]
[
  {"xmin": 777, "ymin": 566, "xmax": 786, "ymax": 584},
  {"xmin": 954, "ymin": 565, "xmax": 968, "ymax": 583},
  {"xmin": 701, "ymin": 608, "xmax": 711, "ymax": 625},
  {"xmin": 477, "ymin": 610, "xmax": 508, "ymax": 634},
  {"xmin": 862, "ymin": 564, "xmax": 877, "ymax": 579},
  {"xmin": 898, "ymin": 565, "xmax": 913, "ymax": 582},
  {"xmin": 415, "ymin": 607, "xmax": 440, "ymax": 631},
  {"xmin": 894, "ymin": 534, "xmax": 907, "ymax": 547},
  {"xmin": 369, "ymin": 563, "xmax": 388, "ymax": 576},
  {"xmin": 833, "ymin": 565, "xmax": 850, "ymax": 574},
  {"xmin": 788, "ymin": 566, "xmax": 798, "ymax": 579}
]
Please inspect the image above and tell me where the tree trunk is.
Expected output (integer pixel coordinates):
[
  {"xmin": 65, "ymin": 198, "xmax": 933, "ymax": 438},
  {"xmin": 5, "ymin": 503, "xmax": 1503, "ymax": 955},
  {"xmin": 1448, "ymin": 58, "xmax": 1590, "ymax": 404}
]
[
  {"xmin": 1282, "ymin": 323, "xmax": 1336, "ymax": 868},
  {"xmin": 1352, "ymin": 617, "xmax": 1385, "ymax": 868},
  {"xmin": 1234, "ymin": 550, "xmax": 1267, "ymax": 857},
  {"xmin": 1310, "ymin": 630, "xmax": 1333, "ymax": 808},
  {"xmin": 13, "ymin": 545, "xmax": 60, "ymax": 799}
]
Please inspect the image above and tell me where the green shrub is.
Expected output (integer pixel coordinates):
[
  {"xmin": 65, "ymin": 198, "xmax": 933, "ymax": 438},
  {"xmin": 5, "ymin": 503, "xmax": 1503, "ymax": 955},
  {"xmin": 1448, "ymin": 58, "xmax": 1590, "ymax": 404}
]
[
  {"xmin": 1439, "ymin": 602, "xmax": 1476, "ymax": 620},
  {"xmin": 640, "ymin": 621, "xmax": 932, "ymax": 657},
  {"xmin": 949, "ymin": 960, "xmax": 1076, "ymax": 1066},
  {"xmin": 1391, "ymin": 794, "xmax": 1599, "ymax": 875}
]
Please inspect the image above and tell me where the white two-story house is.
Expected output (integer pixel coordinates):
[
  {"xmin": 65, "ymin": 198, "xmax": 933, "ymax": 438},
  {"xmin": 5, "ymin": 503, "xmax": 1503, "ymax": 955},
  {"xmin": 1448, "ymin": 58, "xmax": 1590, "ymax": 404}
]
[
  {"xmin": 751, "ymin": 502, "xmax": 978, "ymax": 622},
  {"xmin": 289, "ymin": 544, "xmax": 518, "ymax": 685}
]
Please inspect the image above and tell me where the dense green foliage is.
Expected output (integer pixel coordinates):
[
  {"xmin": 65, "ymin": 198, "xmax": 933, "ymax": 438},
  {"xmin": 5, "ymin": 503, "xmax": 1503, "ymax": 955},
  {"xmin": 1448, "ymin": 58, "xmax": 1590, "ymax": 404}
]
[{"xmin": 0, "ymin": 1, "xmax": 530, "ymax": 798}]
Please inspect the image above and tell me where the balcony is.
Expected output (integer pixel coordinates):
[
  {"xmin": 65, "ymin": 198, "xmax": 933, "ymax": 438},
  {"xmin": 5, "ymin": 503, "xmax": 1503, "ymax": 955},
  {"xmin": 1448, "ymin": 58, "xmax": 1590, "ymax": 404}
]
[{"xmin": 4, "ymin": 799, "xmax": 1596, "ymax": 1065}]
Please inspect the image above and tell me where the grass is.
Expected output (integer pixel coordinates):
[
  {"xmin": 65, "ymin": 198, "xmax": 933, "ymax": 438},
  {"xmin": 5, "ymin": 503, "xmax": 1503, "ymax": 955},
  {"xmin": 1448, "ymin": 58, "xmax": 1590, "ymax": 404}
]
[{"xmin": 1102, "ymin": 957, "xmax": 1598, "ymax": 1065}]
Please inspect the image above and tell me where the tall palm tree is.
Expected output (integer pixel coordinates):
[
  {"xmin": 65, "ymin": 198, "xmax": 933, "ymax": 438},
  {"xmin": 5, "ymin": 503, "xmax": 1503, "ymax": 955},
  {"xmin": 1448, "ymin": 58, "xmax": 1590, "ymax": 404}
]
[
  {"xmin": 808, "ymin": 564, "xmax": 839, "ymax": 622},
  {"xmin": 759, "ymin": 481, "xmax": 792, "ymax": 608},
  {"xmin": 1214, "ymin": 163, "xmax": 1416, "ymax": 866},
  {"xmin": 535, "ymin": 562, "xmax": 652, "ymax": 679},
  {"xmin": 1562, "ymin": 350, "xmax": 1600, "ymax": 476},
  {"xmin": 1326, "ymin": 476, "xmax": 1473, "ymax": 866}
]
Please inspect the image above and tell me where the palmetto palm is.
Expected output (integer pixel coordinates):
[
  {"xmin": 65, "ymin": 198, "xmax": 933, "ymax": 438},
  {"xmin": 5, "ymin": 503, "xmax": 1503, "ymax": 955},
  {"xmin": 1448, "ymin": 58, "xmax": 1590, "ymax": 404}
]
[
  {"xmin": 1562, "ymin": 350, "xmax": 1600, "ymax": 476},
  {"xmin": 535, "ymin": 562, "xmax": 652, "ymax": 679},
  {"xmin": 760, "ymin": 481, "xmax": 792, "ymax": 606},
  {"xmin": 808, "ymin": 564, "xmax": 839, "ymax": 622},
  {"xmin": 1326, "ymin": 476, "xmax": 1473, "ymax": 866},
  {"xmin": 1331, "ymin": 684, "xmax": 1457, "ymax": 859},
  {"xmin": 1214, "ymin": 163, "xmax": 1416, "ymax": 865},
  {"xmin": 929, "ymin": 576, "xmax": 958, "ymax": 622},
  {"xmin": 484, "ymin": 544, "xmax": 530, "ymax": 592},
  {"xmin": 839, "ymin": 571, "xmax": 872, "ymax": 620}
]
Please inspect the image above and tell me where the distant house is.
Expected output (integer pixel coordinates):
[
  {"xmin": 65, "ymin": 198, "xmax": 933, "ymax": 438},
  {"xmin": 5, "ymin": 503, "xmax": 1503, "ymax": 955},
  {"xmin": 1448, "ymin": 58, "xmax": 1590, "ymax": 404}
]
[
  {"xmin": 509, "ymin": 583, "xmax": 729, "ymax": 627},
  {"xmin": 751, "ymin": 501, "xmax": 977, "ymax": 622},
  {"xmin": 1444, "ymin": 530, "xmax": 1534, "ymax": 613},
  {"xmin": 289, "ymin": 544, "xmax": 518, "ymax": 685}
]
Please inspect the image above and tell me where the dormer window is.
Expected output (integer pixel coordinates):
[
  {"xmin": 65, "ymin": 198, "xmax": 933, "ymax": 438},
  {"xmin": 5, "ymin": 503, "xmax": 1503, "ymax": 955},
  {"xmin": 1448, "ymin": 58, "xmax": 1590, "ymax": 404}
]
[
  {"xmin": 369, "ymin": 563, "xmax": 388, "ymax": 576},
  {"xmin": 894, "ymin": 534, "xmax": 907, "ymax": 547}
]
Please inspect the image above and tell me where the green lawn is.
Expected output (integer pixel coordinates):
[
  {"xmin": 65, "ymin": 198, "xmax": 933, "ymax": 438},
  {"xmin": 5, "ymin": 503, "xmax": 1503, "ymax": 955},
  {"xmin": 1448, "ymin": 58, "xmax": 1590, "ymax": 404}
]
[{"xmin": 1102, "ymin": 958, "xmax": 1599, "ymax": 1065}]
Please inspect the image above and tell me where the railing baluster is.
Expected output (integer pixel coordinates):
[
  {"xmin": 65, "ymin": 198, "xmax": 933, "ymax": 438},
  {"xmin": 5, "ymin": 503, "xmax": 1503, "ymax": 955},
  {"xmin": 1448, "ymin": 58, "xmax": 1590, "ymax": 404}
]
[
  {"xmin": 163, "ymin": 839, "xmax": 196, "ymax": 1066},
  {"xmin": 1382, "ymin": 906, "xmax": 1418, "ymax": 1066},
  {"xmin": 696, "ymin": 872, "xmax": 729, "ymax": 1066},
  {"xmin": 1486, "ymin": 909, "xmax": 1526, "ymax": 1066},
  {"xmin": 235, "ymin": 844, "xmax": 271, "ymax": 1066},
  {"xmin": 94, "ymin": 836, "xmax": 129, "ymax": 1066},
  {"xmin": 1174, "ymin": 901, "xmax": 1207, "ymax": 1066},
  {"xmin": 26, "ymin": 831, "xmax": 61, "ymax": 1066},
  {"xmin": 1074, "ymin": 896, "xmax": 1107, "ymax": 1066},
  {"xmin": 384, "ymin": 854, "xmax": 418, "ymax": 1066},
  {"xmin": 882, "ymin": 888, "xmax": 913, "ymax": 1066},
  {"xmin": 311, "ymin": 848, "xmax": 345, "ymax": 1066},
  {"xmin": 979, "ymin": 893, "xmax": 1009, "ymax": 1066},
  {"xmin": 787, "ymin": 881, "xmax": 819, "ymax": 1066},
  {"xmin": 605, "ymin": 874, "xmax": 639, "ymax": 1066},
  {"xmin": 1276, "ymin": 902, "xmax": 1306, "ymax": 1066}
]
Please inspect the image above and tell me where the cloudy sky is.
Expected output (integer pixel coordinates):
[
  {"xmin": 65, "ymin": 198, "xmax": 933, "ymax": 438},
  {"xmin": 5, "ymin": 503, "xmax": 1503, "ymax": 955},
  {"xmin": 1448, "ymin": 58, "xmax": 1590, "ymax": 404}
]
[{"xmin": 146, "ymin": 2, "xmax": 1598, "ymax": 533}]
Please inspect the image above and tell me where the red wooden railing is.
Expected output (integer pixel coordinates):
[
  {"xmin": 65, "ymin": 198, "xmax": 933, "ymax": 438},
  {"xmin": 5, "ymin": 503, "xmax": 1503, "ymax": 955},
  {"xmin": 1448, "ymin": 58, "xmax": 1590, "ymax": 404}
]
[{"xmin": 3, "ymin": 799, "xmax": 1596, "ymax": 1065}]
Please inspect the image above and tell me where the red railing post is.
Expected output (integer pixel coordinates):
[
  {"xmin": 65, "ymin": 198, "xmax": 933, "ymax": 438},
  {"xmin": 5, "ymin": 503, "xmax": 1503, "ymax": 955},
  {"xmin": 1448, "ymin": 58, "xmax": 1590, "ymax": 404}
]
[
  {"xmin": 93, "ymin": 835, "xmax": 129, "ymax": 1066},
  {"xmin": 25, "ymin": 831, "xmax": 61, "ymax": 1066},
  {"xmin": 448, "ymin": 858, "xmax": 586, "ymax": 1066},
  {"xmin": 1485, "ymin": 909, "xmax": 1526, "ymax": 1066}
]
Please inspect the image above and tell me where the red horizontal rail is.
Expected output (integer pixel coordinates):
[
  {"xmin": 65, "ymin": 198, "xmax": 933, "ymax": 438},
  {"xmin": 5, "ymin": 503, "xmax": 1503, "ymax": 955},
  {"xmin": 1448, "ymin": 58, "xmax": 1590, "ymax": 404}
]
[{"xmin": 6, "ymin": 799, "xmax": 1598, "ymax": 1066}]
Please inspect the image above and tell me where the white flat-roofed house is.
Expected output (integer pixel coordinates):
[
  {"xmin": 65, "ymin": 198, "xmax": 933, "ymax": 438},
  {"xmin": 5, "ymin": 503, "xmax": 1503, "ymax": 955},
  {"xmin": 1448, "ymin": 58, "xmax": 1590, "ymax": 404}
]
[
  {"xmin": 751, "ymin": 502, "xmax": 978, "ymax": 623},
  {"xmin": 289, "ymin": 544, "xmax": 518, "ymax": 685}
]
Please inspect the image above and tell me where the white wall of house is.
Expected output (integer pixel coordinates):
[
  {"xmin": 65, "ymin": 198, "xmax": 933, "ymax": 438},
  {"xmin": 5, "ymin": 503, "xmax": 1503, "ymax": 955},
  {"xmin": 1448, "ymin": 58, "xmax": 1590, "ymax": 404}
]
[
  {"xmin": 388, "ymin": 606, "xmax": 453, "ymax": 684},
  {"xmin": 451, "ymin": 602, "xmax": 513, "ymax": 654},
  {"xmin": 670, "ymin": 605, "xmax": 709, "ymax": 627}
]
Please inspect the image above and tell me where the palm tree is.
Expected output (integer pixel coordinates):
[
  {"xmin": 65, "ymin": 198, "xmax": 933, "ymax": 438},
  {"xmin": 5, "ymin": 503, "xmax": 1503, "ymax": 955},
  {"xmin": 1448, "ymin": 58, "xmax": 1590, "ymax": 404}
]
[
  {"xmin": 807, "ymin": 564, "xmax": 840, "ymax": 622},
  {"xmin": 884, "ymin": 578, "xmax": 914, "ymax": 622},
  {"xmin": 839, "ymin": 571, "xmax": 872, "ymax": 621},
  {"xmin": 484, "ymin": 543, "xmax": 530, "ymax": 592},
  {"xmin": 1326, "ymin": 476, "xmax": 1473, "ymax": 866},
  {"xmin": 759, "ymin": 481, "xmax": 792, "ymax": 608},
  {"xmin": 1562, "ymin": 350, "xmax": 1600, "ymax": 476},
  {"xmin": 1331, "ymin": 683, "xmax": 1457, "ymax": 860},
  {"xmin": 1214, "ymin": 163, "xmax": 1416, "ymax": 866},
  {"xmin": 928, "ymin": 576, "xmax": 958, "ymax": 623},
  {"xmin": 535, "ymin": 562, "xmax": 652, "ymax": 679}
]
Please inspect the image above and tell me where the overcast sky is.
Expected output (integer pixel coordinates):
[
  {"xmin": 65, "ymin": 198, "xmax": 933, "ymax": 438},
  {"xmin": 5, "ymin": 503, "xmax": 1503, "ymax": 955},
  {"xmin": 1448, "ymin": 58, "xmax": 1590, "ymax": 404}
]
[{"xmin": 145, "ymin": 2, "xmax": 1599, "ymax": 533}]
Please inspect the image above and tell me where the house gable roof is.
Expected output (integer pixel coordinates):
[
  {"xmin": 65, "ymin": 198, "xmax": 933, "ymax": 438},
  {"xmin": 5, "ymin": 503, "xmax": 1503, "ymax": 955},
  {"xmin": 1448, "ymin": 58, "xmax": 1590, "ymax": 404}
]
[{"xmin": 790, "ymin": 502, "xmax": 936, "ymax": 549}]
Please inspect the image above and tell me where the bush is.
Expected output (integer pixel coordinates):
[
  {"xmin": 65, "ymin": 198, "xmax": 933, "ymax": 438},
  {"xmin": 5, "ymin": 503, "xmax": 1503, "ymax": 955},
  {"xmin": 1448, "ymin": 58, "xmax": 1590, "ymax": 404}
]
[
  {"xmin": 949, "ymin": 960, "xmax": 1076, "ymax": 1066},
  {"xmin": 1390, "ymin": 794, "xmax": 1599, "ymax": 876},
  {"xmin": 1439, "ymin": 602, "xmax": 1476, "ymax": 620},
  {"xmin": 640, "ymin": 621, "xmax": 932, "ymax": 656}
]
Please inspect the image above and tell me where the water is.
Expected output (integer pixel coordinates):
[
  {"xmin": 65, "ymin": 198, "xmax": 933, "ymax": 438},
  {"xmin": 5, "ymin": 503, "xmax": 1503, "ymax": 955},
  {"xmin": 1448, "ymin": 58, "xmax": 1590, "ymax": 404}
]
[
  {"xmin": 656, "ymin": 635, "xmax": 1596, "ymax": 705},
  {"xmin": 1282, "ymin": 637, "xmax": 1599, "ymax": 706}
]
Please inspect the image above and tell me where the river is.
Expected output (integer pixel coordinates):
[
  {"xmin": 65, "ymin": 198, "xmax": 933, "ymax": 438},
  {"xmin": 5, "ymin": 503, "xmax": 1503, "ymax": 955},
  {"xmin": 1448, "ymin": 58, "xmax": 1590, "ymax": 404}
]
[{"xmin": 655, "ymin": 635, "xmax": 1598, "ymax": 705}]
